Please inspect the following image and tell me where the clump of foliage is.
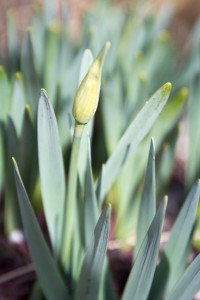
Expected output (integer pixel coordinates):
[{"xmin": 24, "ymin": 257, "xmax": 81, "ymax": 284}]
[
  {"xmin": 0, "ymin": 0, "xmax": 200, "ymax": 299},
  {"xmin": 0, "ymin": 0, "xmax": 189, "ymax": 238},
  {"xmin": 12, "ymin": 46, "xmax": 200, "ymax": 299}
]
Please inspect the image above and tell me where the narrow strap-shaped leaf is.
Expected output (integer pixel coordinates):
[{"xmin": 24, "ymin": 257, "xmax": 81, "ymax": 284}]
[
  {"xmin": 43, "ymin": 0, "xmax": 55, "ymax": 25},
  {"xmin": 77, "ymin": 175, "xmax": 85, "ymax": 248},
  {"xmin": 38, "ymin": 89, "xmax": 65, "ymax": 255},
  {"xmin": 151, "ymin": 87, "xmax": 187, "ymax": 147},
  {"xmin": 19, "ymin": 105, "xmax": 37, "ymax": 196},
  {"xmin": 5, "ymin": 116, "xmax": 21, "ymax": 234},
  {"xmin": 75, "ymin": 204, "xmax": 111, "ymax": 300},
  {"xmin": 149, "ymin": 179, "xmax": 200, "ymax": 300},
  {"xmin": 101, "ymin": 74, "xmax": 124, "ymax": 155},
  {"xmin": 122, "ymin": 197, "xmax": 167, "ymax": 300},
  {"xmin": 187, "ymin": 77, "xmax": 200, "ymax": 187},
  {"xmin": 43, "ymin": 24, "xmax": 60, "ymax": 104},
  {"xmin": 156, "ymin": 126, "xmax": 178, "ymax": 196},
  {"xmin": 84, "ymin": 133, "xmax": 99, "ymax": 248},
  {"xmin": 96, "ymin": 164, "xmax": 105, "ymax": 207},
  {"xmin": 12, "ymin": 158, "xmax": 70, "ymax": 300},
  {"xmin": 166, "ymin": 254, "xmax": 200, "ymax": 300},
  {"xmin": 135, "ymin": 137, "xmax": 156, "ymax": 258},
  {"xmin": 113, "ymin": 87, "xmax": 186, "ymax": 232},
  {"xmin": 82, "ymin": 136, "xmax": 117, "ymax": 300},
  {"xmin": 0, "ymin": 66, "xmax": 11, "ymax": 122},
  {"xmin": 83, "ymin": 136, "xmax": 117, "ymax": 300},
  {"xmin": 21, "ymin": 28, "xmax": 40, "ymax": 117},
  {"xmin": 10, "ymin": 73, "xmax": 25, "ymax": 137},
  {"xmin": 98, "ymin": 82, "xmax": 171, "ymax": 201},
  {"xmin": 98, "ymin": 258, "xmax": 117, "ymax": 300}
]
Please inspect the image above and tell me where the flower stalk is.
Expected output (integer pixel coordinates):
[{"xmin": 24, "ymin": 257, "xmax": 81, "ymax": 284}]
[{"xmin": 61, "ymin": 42, "xmax": 110, "ymax": 268}]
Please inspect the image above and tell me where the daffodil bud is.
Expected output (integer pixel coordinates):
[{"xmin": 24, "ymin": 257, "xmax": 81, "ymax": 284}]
[{"xmin": 72, "ymin": 41, "xmax": 111, "ymax": 124}]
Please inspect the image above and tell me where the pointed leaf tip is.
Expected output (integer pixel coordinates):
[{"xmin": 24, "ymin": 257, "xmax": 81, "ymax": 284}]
[
  {"xmin": 41, "ymin": 88, "xmax": 47, "ymax": 93},
  {"xmin": 15, "ymin": 72, "xmax": 22, "ymax": 80},
  {"xmin": 106, "ymin": 41, "xmax": 111, "ymax": 49},
  {"xmin": 25, "ymin": 104, "xmax": 30, "ymax": 111},
  {"xmin": 164, "ymin": 195, "xmax": 168, "ymax": 205},
  {"xmin": 165, "ymin": 82, "xmax": 172, "ymax": 90},
  {"xmin": 180, "ymin": 88, "xmax": 188, "ymax": 98},
  {"xmin": 150, "ymin": 136, "xmax": 155, "ymax": 149},
  {"xmin": 12, "ymin": 157, "xmax": 17, "ymax": 167},
  {"xmin": 26, "ymin": 26, "xmax": 33, "ymax": 33}
]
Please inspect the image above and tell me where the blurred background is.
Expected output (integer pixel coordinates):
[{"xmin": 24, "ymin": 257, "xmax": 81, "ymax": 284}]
[{"xmin": 0, "ymin": 0, "xmax": 200, "ymax": 52}]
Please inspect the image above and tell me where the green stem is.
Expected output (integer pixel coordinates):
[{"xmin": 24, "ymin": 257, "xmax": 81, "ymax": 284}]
[{"xmin": 61, "ymin": 122, "xmax": 84, "ymax": 267}]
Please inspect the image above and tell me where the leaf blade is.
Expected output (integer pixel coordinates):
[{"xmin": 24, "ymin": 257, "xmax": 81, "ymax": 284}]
[
  {"xmin": 84, "ymin": 133, "xmax": 99, "ymax": 248},
  {"xmin": 149, "ymin": 179, "xmax": 200, "ymax": 299},
  {"xmin": 98, "ymin": 82, "xmax": 171, "ymax": 201},
  {"xmin": 13, "ymin": 158, "xmax": 70, "ymax": 300},
  {"xmin": 75, "ymin": 204, "xmax": 111, "ymax": 300},
  {"xmin": 135, "ymin": 137, "xmax": 156, "ymax": 258},
  {"xmin": 166, "ymin": 254, "xmax": 200, "ymax": 300},
  {"xmin": 122, "ymin": 197, "xmax": 167, "ymax": 300},
  {"xmin": 38, "ymin": 89, "xmax": 65, "ymax": 254}
]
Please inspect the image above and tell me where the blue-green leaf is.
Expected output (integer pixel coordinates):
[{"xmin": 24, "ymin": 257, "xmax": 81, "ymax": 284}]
[
  {"xmin": 12, "ymin": 158, "xmax": 70, "ymax": 300},
  {"xmin": 10, "ymin": 73, "xmax": 26, "ymax": 137},
  {"xmin": 19, "ymin": 105, "xmax": 37, "ymax": 195},
  {"xmin": 166, "ymin": 254, "xmax": 200, "ymax": 300},
  {"xmin": 149, "ymin": 180, "xmax": 200, "ymax": 299},
  {"xmin": 21, "ymin": 28, "xmax": 40, "ymax": 117},
  {"xmin": 98, "ymin": 82, "xmax": 171, "ymax": 201},
  {"xmin": 187, "ymin": 76, "xmax": 200, "ymax": 187},
  {"xmin": 101, "ymin": 74, "xmax": 124, "ymax": 155},
  {"xmin": 75, "ymin": 204, "xmax": 111, "ymax": 300},
  {"xmin": 122, "ymin": 197, "xmax": 167, "ymax": 300},
  {"xmin": 38, "ymin": 89, "xmax": 65, "ymax": 255},
  {"xmin": 84, "ymin": 133, "xmax": 98, "ymax": 248},
  {"xmin": 135, "ymin": 137, "xmax": 156, "ymax": 258},
  {"xmin": 43, "ymin": 25, "xmax": 60, "ymax": 104},
  {"xmin": 0, "ymin": 66, "xmax": 11, "ymax": 122},
  {"xmin": 5, "ymin": 116, "xmax": 21, "ymax": 233}
]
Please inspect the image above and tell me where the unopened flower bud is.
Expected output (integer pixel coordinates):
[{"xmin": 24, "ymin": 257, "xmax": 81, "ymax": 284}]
[{"xmin": 72, "ymin": 41, "xmax": 111, "ymax": 124}]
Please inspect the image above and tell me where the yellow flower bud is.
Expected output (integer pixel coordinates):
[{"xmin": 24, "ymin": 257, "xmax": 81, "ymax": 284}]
[{"xmin": 72, "ymin": 41, "xmax": 111, "ymax": 124}]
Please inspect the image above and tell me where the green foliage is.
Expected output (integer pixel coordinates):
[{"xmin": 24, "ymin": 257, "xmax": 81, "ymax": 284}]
[
  {"xmin": 38, "ymin": 90, "xmax": 65, "ymax": 256},
  {"xmin": 0, "ymin": 0, "xmax": 200, "ymax": 299},
  {"xmin": 13, "ymin": 158, "xmax": 70, "ymax": 300},
  {"xmin": 122, "ymin": 198, "xmax": 167, "ymax": 300},
  {"xmin": 135, "ymin": 137, "xmax": 156, "ymax": 258}
]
